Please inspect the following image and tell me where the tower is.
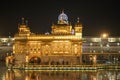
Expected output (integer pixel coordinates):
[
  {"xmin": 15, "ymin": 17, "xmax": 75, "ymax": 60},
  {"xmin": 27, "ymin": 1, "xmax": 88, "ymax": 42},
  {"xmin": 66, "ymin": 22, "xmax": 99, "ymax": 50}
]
[
  {"xmin": 74, "ymin": 17, "xmax": 83, "ymax": 64},
  {"xmin": 74, "ymin": 17, "xmax": 82, "ymax": 38},
  {"xmin": 51, "ymin": 11, "xmax": 72, "ymax": 34},
  {"xmin": 18, "ymin": 18, "xmax": 31, "ymax": 37}
]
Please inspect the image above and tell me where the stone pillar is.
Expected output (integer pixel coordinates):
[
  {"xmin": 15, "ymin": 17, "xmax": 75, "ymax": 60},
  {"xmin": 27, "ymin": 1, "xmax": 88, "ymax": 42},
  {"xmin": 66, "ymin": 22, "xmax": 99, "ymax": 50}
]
[
  {"xmin": 93, "ymin": 55, "xmax": 97, "ymax": 65},
  {"xmin": 80, "ymin": 55, "xmax": 82, "ymax": 65}
]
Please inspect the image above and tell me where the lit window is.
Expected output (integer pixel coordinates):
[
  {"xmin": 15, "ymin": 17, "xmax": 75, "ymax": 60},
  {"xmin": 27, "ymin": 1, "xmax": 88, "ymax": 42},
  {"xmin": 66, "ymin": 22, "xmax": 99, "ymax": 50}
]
[
  {"xmin": 90, "ymin": 43, "xmax": 93, "ymax": 46},
  {"xmin": 106, "ymin": 44, "xmax": 110, "ymax": 47},
  {"xmin": 108, "ymin": 38, "xmax": 116, "ymax": 42},
  {"xmin": 117, "ymin": 43, "xmax": 120, "ymax": 46},
  {"xmin": 74, "ymin": 44, "xmax": 77, "ymax": 46},
  {"xmin": 7, "ymin": 43, "xmax": 10, "ymax": 46}
]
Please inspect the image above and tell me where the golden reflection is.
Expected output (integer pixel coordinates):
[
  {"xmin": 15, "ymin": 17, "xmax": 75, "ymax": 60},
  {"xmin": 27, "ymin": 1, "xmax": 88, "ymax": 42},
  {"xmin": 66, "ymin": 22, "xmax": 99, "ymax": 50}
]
[{"xmin": 3, "ymin": 70, "xmax": 120, "ymax": 80}]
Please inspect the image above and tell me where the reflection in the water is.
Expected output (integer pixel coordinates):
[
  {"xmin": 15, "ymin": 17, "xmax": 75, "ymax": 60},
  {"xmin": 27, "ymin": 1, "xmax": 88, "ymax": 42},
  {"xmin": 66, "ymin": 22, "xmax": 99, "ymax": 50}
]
[{"xmin": 2, "ymin": 70, "xmax": 120, "ymax": 80}]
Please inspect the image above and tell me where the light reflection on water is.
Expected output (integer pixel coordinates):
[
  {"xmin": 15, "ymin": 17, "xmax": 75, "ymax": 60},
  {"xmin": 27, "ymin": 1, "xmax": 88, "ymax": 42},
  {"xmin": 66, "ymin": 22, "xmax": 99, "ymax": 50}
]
[
  {"xmin": 0, "ymin": 63, "xmax": 120, "ymax": 80},
  {"xmin": 1, "ymin": 69, "xmax": 120, "ymax": 80}
]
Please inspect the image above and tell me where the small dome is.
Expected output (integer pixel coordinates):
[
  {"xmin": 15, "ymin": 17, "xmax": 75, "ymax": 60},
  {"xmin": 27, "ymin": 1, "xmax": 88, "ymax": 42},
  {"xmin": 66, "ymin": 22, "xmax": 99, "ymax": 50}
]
[{"xmin": 58, "ymin": 11, "xmax": 68, "ymax": 24}]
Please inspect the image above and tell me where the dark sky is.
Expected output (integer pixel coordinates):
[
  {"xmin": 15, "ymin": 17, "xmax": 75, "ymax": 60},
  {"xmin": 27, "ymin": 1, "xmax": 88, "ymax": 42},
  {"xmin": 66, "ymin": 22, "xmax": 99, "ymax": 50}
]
[{"xmin": 0, "ymin": 0, "xmax": 119, "ymax": 37}]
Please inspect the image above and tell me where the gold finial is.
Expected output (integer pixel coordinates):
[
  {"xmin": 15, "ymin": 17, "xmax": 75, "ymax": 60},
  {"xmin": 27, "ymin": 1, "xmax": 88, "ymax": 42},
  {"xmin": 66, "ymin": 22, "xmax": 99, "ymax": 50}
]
[
  {"xmin": 26, "ymin": 20, "xmax": 28, "ymax": 25},
  {"xmin": 77, "ymin": 17, "xmax": 80, "ymax": 23},
  {"xmin": 62, "ymin": 9, "xmax": 64, "ymax": 13},
  {"xmin": 21, "ymin": 17, "xmax": 25, "ymax": 25}
]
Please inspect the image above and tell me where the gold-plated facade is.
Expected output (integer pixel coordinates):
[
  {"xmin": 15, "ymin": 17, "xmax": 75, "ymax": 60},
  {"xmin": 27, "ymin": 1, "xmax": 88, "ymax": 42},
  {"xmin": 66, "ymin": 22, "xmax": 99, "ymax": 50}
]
[{"xmin": 13, "ymin": 12, "xmax": 83, "ymax": 65}]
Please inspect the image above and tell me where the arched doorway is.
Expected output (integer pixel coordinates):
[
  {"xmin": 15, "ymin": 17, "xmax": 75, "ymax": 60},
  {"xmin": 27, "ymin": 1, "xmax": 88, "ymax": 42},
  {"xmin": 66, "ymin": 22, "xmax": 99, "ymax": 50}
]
[{"xmin": 29, "ymin": 57, "xmax": 41, "ymax": 64}]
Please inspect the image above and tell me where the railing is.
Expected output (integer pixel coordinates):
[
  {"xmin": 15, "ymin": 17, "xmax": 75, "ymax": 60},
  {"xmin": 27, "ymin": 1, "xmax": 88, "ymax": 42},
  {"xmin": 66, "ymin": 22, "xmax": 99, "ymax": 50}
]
[
  {"xmin": 83, "ymin": 52, "xmax": 120, "ymax": 54},
  {"xmin": 13, "ymin": 64, "xmax": 105, "ymax": 68},
  {"xmin": 10, "ymin": 64, "xmax": 120, "ymax": 71}
]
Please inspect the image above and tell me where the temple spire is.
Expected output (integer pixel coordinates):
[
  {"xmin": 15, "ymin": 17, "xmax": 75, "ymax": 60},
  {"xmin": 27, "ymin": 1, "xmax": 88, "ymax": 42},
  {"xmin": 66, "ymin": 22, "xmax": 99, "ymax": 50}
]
[
  {"xmin": 21, "ymin": 17, "xmax": 25, "ymax": 25},
  {"xmin": 26, "ymin": 20, "xmax": 28, "ymax": 26},
  {"xmin": 77, "ymin": 17, "xmax": 80, "ymax": 23},
  {"xmin": 62, "ymin": 9, "xmax": 64, "ymax": 13}
]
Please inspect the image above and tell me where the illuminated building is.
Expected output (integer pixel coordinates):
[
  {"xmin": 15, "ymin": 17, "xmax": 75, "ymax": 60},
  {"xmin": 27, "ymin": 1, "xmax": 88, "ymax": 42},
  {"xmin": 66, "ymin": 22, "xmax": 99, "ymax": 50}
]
[
  {"xmin": 4, "ymin": 12, "xmax": 120, "ymax": 66},
  {"xmin": 12, "ymin": 11, "xmax": 82, "ymax": 65},
  {"xmin": 4, "ymin": 36, "xmax": 120, "ymax": 65}
]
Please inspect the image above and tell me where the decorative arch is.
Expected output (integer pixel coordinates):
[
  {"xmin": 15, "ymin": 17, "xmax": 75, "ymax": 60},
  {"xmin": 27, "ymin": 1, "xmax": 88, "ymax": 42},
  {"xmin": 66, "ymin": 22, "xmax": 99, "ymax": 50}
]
[{"xmin": 29, "ymin": 56, "xmax": 41, "ymax": 64}]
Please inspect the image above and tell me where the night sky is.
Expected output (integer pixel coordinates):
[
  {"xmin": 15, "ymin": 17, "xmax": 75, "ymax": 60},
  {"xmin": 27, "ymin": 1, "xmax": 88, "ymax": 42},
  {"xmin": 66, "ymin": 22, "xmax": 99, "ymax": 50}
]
[{"xmin": 0, "ymin": 0, "xmax": 119, "ymax": 37}]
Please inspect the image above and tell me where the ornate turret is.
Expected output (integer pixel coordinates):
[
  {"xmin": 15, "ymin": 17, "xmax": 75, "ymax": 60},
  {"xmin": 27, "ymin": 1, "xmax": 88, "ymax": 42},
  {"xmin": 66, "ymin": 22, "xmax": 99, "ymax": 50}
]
[
  {"xmin": 51, "ymin": 10, "xmax": 72, "ymax": 34},
  {"xmin": 74, "ymin": 17, "xmax": 82, "ymax": 37},
  {"xmin": 18, "ymin": 18, "xmax": 31, "ymax": 36}
]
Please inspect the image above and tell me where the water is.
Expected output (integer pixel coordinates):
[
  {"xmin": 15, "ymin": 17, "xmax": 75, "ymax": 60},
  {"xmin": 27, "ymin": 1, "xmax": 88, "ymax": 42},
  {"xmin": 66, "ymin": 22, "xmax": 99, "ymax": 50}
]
[{"xmin": 0, "ymin": 63, "xmax": 120, "ymax": 80}]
